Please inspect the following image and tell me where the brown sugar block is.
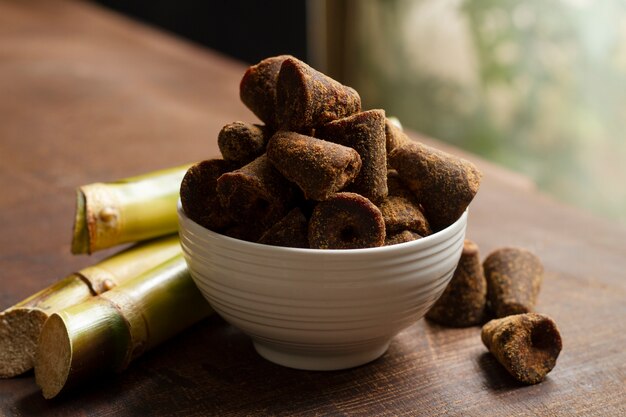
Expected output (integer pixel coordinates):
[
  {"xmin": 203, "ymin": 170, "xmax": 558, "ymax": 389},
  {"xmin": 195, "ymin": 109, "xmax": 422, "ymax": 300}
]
[
  {"xmin": 275, "ymin": 57, "xmax": 361, "ymax": 132},
  {"xmin": 483, "ymin": 247, "xmax": 544, "ymax": 318},
  {"xmin": 266, "ymin": 131, "xmax": 362, "ymax": 201},
  {"xmin": 384, "ymin": 230, "xmax": 421, "ymax": 246},
  {"xmin": 218, "ymin": 122, "xmax": 272, "ymax": 165},
  {"xmin": 389, "ymin": 141, "xmax": 482, "ymax": 231},
  {"xmin": 240, "ymin": 55, "xmax": 293, "ymax": 128},
  {"xmin": 180, "ymin": 159, "xmax": 236, "ymax": 231},
  {"xmin": 481, "ymin": 313, "xmax": 562, "ymax": 384},
  {"xmin": 316, "ymin": 110, "xmax": 388, "ymax": 203},
  {"xmin": 309, "ymin": 192, "xmax": 385, "ymax": 249},
  {"xmin": 385, "ymin": 118, "xmax": 411, "ymax": 155},
  {"xmin": 378, "ymin": 196, "xmax": 431, "ymax": 236},
  {"xmin": 216, "ymin": 154, "xmax": 296, "ymax": 230},
  {"xmin": 258, "ymin": 207, "xmax": 309, "ymax": 248},
  {"xmin": 426, "ymin": 240, "xmax": 487, "ymax": 327},
  {"xmin": 380, "ymin": 169, "xmax": 431, "ymax": 236}
]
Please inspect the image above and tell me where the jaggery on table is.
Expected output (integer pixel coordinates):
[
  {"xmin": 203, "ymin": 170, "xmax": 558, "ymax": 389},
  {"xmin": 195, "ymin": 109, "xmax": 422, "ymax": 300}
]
[{"xmin": 1, "ymin": 1, "xmax": 625, "ymax": 416}]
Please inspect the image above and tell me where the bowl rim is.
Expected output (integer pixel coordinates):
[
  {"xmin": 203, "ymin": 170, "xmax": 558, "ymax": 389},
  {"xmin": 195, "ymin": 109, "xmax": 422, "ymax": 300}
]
[{"xmin": 177, "ymin": 200, "xmax": 468, "ymax": 257}]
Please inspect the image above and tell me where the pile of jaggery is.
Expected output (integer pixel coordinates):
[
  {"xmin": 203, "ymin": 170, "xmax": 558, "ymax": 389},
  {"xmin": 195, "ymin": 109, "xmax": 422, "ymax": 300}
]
[
  {"xmin": 181, "ymin": 55, "xmax": 481, "ymax": 249},
  {"xmin": 426, "ymin": 242, "xmax": 563, "ymax": 385}
]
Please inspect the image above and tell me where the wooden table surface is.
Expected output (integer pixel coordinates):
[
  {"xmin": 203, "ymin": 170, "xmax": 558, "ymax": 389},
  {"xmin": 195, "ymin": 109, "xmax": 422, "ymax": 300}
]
[{"xmin": 1, "ymin": 1, "xmax": 624, "ymax": 416}]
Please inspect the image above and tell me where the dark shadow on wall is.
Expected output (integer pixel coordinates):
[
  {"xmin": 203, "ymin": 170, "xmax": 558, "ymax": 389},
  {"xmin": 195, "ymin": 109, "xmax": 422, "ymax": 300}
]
[{"xmin": 92, "ymin": 0, "xmax": 308, "ymax": 64}]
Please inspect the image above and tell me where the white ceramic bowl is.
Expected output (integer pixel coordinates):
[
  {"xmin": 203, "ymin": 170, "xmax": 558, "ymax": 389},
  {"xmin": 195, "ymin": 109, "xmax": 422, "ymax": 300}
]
[{"xmin": 179, "ymin": 203, "xmax": 467, "ymax": 371}]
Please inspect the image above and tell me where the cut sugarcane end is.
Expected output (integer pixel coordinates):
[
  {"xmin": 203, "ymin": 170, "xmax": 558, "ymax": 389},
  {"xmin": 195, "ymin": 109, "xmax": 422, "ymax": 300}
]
[
  {"xmin": 0, "ymin": 308, "xmax": 48, "ymax": 378},
  {"xmin": 35, "ymin": 314, "xmax": 72, "ymax": 399}
]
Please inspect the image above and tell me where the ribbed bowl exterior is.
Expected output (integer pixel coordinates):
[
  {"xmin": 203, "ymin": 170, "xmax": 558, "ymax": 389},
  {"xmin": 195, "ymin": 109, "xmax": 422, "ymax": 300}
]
[{"xmin": 179, "ymin": 203, "xmax": 467, "ymax": 370}]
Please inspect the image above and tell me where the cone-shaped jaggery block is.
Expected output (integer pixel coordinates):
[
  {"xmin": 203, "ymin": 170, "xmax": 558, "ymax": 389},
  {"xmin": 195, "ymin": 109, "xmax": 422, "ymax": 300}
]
[
  {"xmin": 216, "ymin": 154, "xmax": 296, "ymax": 229},
  {"xmin": 389, "ymin": 141, "xmax": 482, "ymax": 231},
  {"xmin": 309, "ymin": 192, "xmax": 385, "ymax": 249},
  {"xmin": 267, "ymin": 131, "xmax": 362, "ymax": 201},
  {"xmin": 180, "ymin": 159, "xmax": 236, "ymax": 232},
  {"xmin": 218, "ymin": 122, "xmax": 272, "ymax": 166},
  {"xmin": 258, "ymin": 207, "xmax": 309, "ymax": 248},
  {"xmin": 240, "ymin": 55, "xmax": 293, "ymax": 128},
  {"xmin": 481, "ymin": 313, "xmax": 562, "ymax": 384},
  {"xmin": 483, "ymin": 247, "xmax": 544, "ymax": 318},
  {"xmin": 316, "ymin": 110, "xmax": 388, "ymax": 203},
  {"xmin": 276, "ymin": 57, "xmax": 361, "ymax": 132},
  {"xmin": 426, "ymin": 240, "xmax": 487, "ymax": 326}
]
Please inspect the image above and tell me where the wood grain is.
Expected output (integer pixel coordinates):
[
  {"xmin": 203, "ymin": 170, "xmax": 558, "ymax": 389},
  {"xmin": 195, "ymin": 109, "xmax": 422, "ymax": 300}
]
[{"xmin": 1, "ymin": 1, "xmax": 625, "ymax": 416}]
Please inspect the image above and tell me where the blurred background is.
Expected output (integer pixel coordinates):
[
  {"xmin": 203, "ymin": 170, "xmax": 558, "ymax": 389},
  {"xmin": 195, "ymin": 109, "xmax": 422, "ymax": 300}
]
[{"xmin": 95, "ymin": 0, "xmax": 626, "ymax": 226}]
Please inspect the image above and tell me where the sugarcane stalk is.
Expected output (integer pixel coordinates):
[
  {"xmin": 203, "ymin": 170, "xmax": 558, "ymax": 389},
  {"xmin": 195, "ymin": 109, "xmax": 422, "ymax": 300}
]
[
  {"xmin": 71, "ymin": 164, "xmax": 191, "ymax": 254},
  {"xmin": 35, "ymin": 255, "xmax": 212, "ymax": 399},
  {"xmin": 0, "ymin": 235, "xmax": 181, "ymax": 378}
]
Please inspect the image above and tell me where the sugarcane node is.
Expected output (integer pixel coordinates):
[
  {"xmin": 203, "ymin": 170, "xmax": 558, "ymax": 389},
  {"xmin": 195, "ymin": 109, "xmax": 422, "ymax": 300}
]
[
  {"xmin": 72, "ymin": 165, "xmax": 190, "ymax": 254},
  {"xmin": 1, "ymin": 236, "xmax": 181, "ymax": 378},
  {"xmin": 98, "ymin": 206, "xmax": 119, "ymax": 224},
  {"xmin": 102, "ymin": 279, "xmax": 115, "ymax": 291}
]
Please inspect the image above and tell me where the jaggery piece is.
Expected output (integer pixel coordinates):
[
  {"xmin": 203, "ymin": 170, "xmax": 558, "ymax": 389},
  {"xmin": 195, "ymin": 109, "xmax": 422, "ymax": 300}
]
[
  {"xmin": 180, "ymin": 159, "xmax": 236, "ymax": 231},
  {"xmin": 378, "ymin": 196, "xmax": 431, "ymax": 236},
  {"xmin": 275, "ymin": 57, "xmax": 361, "ymax": 132},
  {"xmin": 379, "ymin": 169, "xmax": 431, "ymax": 236},
  {"xmin": 384, "ymin": 230, "xmax": 421, "ymax": 246},
  {"xmin": 316, "ymin": 110, "xmax": 388, "ymax": 203},
  {"xmin": 266, "ymin": 131, "xmax": 362, "ymax": 201},
  {"xmin": 240, "ymin": 55, "xmax": 292, "ymax": 128},
  {"xmin": 216, "ymin": 154, "xmax": 296, "ymax": 230},
  {"xmin": 385, "ymin": 118, "xmax": 411, "ymax": 155},
  {"xmin": 218, "ymin": 122, "xmax": 272, "ymax": 165},
  {"xmin": 389, "ymin": 141, "xmax": 482, "ymax": 231},
  {"xmin": 426, "ymin": 240, "xmax": 487, "ymax": 326},
  {"xmin": 483, "ymin": 247, "xmax": 544, "ymax": 318},
  {"xmin": 309, "ymin": 192, "xmax": 385, "ymax": 249},
  {"xmin": 258, "ymin": 207, "xmax": 309, "ymax": 248},
  {"xmin": 481, "ymin": 313, "xmax": 562, "ymax": 384}
]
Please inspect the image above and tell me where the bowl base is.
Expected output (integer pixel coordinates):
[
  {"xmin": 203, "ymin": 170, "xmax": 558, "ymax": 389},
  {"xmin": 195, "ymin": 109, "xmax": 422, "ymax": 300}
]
[{"xmin": 252, "ymin": 339, "xmax": 391, "ymax": 371}]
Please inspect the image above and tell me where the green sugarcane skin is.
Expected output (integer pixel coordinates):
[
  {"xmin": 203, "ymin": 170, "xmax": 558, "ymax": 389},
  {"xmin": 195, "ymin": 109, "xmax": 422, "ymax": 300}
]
[
  {"xmin": 52, "ymin": 299, "xmax": 131, "ymax": 389},
  {"xmin": 105, "ymin": 254, "xmax": 212, "ymax": 360},
  {"xmin": 0, "ymin": 235, "xmax": 182, "ymax": 379},
  {"xmin": 11, "ymin": 235, "xmax": 181, "ymax": 312},
  {"xmin": 37, "ymin": 255, "xmax": 212, "ymax": 397},
  {"xmin": 71, "ymin": 164, "xmax": 191, "ymax": 254},
  {"xmin": 12, "ymin": 275, "xmax": 92, "ymax": 313},
  {"xmin": 79, "ymin": 234, "xmax": 181, "ymax": 294}
]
